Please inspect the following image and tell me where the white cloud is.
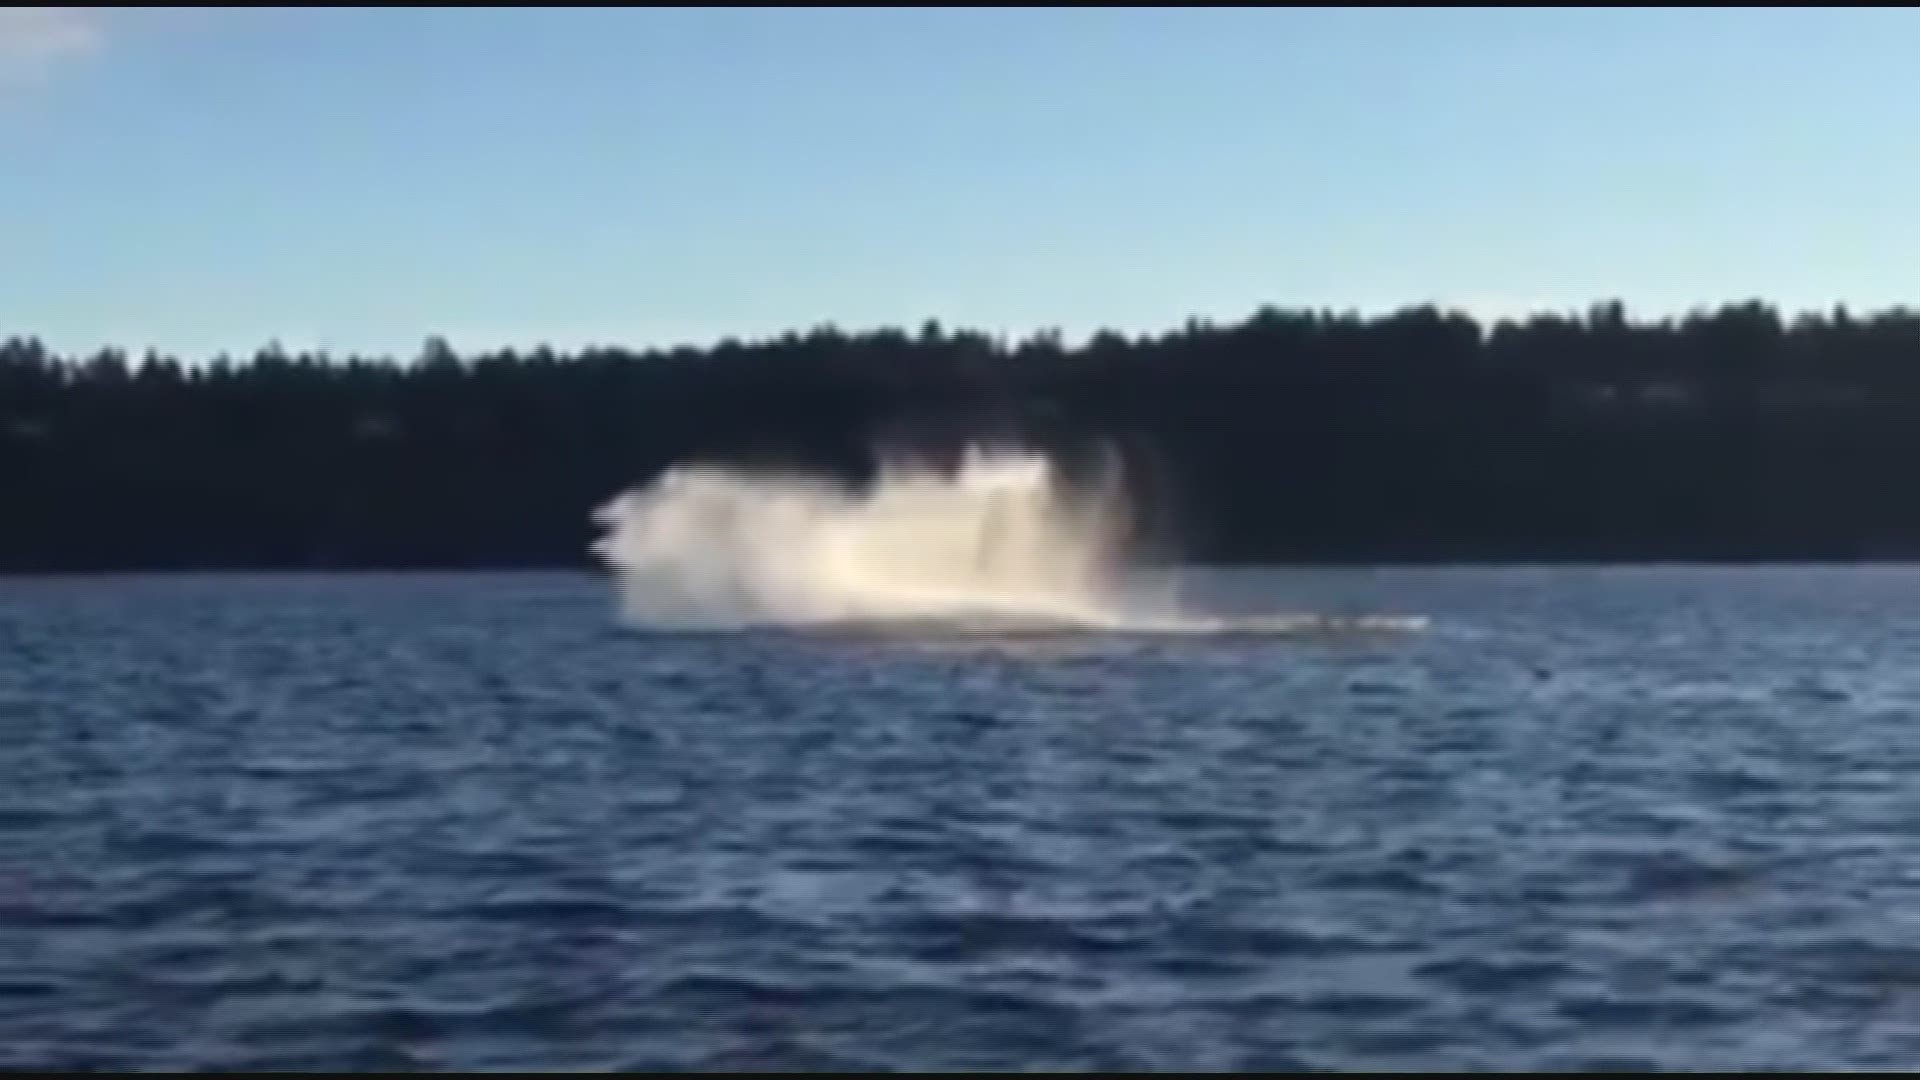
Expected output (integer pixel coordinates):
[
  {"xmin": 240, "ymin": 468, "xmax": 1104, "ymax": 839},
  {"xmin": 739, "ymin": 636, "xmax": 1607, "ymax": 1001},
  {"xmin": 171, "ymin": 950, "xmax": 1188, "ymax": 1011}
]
[{"xmin": 0, "ymin": 8, "xmax": 109, "ymax": 86}]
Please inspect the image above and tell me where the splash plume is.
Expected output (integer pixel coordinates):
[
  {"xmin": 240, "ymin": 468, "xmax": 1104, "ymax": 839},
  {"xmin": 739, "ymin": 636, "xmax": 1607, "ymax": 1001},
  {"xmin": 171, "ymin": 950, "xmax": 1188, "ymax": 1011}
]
[
  {"xmin": 589, "ymin": 446, "xmax": 1148, "ymax": 630},
  {"xmin": 589, "ymin": 443, "xmax": 1427, "ymax": 635}
]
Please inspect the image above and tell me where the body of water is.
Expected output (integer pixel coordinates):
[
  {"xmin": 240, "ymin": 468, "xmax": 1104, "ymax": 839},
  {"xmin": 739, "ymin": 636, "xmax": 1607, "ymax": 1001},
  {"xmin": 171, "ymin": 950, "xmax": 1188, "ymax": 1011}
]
[{"xmin": 6, "ymin": 567, "xmax": 1920, "ymax": 1070}]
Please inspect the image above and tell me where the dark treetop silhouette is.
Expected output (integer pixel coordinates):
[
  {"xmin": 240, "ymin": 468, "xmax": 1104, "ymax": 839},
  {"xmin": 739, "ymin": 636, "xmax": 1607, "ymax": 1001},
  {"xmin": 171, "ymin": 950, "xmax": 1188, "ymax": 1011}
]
[{"xmin": 5, "ymin": 299, "xmax": 1919, "ymax": 572}]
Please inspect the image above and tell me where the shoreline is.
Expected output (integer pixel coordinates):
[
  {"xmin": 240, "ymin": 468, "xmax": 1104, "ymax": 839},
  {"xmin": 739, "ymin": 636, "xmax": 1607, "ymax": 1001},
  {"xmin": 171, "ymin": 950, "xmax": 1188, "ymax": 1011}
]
[{"xmin": 9, "ymin": 557, "xmax": 1920, "ymax": 581}]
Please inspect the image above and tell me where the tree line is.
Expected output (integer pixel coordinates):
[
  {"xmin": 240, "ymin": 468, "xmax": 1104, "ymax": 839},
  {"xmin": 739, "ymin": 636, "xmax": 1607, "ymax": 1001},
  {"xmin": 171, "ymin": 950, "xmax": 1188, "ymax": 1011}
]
[{"xmin": 6, "ymin": 299, "xmax": 1920, "ymax": 572}]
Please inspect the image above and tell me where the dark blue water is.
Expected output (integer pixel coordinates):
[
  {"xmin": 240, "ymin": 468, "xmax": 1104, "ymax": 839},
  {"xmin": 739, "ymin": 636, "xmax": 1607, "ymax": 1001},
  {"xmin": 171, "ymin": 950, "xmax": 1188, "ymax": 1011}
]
[{"xmin": 7, "ymin": 567, "xmax": 1920, "ymax": 1070}]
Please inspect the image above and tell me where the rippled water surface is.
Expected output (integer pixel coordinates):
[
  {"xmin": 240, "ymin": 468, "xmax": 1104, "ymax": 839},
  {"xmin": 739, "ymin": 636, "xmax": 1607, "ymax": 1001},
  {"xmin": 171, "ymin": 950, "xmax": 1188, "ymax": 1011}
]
[{"xmin": 8, "ymin": 567, "xmax": 1920, "ymax": 1070}]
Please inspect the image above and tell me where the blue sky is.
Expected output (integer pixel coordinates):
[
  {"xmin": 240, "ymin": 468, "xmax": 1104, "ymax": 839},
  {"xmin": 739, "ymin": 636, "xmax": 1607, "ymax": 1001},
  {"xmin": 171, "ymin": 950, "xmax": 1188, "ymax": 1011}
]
[{"xmin": 4, "ymin": 6, "xmax": 1919, "ymax": 360}]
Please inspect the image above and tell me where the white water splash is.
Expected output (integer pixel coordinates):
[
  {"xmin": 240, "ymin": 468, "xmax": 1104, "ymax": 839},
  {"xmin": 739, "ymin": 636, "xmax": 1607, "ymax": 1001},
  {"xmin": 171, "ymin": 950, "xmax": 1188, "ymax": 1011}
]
[{"xmin": 589, "ymin": 446, "xmax": 1425, "ymax": 635}]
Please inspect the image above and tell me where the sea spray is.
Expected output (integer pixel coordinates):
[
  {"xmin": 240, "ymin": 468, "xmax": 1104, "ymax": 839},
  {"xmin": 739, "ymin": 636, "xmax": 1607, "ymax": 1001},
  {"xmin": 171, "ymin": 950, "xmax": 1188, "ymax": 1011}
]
[
  {"xmin": 590, "ymin": 446, "xmax": 1156, "ymax": 630},
  {"xmin": 589, "ymin": 444, "xmax": 1428, "ymax": 635}
]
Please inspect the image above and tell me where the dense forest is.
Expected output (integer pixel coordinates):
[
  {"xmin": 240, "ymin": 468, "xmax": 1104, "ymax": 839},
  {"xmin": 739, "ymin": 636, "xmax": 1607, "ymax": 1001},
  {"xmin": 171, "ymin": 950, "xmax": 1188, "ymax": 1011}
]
[{"xmin": 6, "ymin": 299, "xmax": 1920, "ymax": 572}]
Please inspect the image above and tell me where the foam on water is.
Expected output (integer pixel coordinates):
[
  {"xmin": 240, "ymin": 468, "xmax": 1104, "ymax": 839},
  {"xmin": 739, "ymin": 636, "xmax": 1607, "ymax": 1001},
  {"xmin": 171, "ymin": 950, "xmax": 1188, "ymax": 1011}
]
[{"xmin": 589, "ymin": 446, "xmax": 1423, "ymax": 636}]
